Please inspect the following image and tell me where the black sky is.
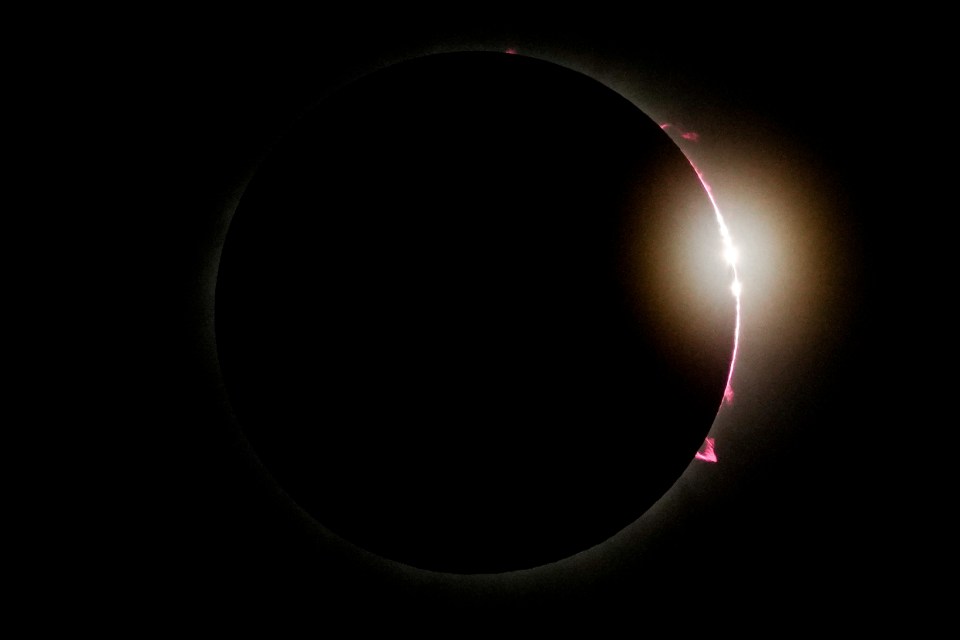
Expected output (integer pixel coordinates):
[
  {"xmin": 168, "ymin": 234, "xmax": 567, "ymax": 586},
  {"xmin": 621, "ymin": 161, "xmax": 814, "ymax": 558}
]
[{"xmin": 88, "ymin": 14, "xmax": 948, "ymax": 629}]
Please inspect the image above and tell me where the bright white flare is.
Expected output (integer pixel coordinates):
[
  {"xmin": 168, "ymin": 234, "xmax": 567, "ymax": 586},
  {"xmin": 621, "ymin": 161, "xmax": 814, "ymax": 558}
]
[
  {"xmin": 689, "ymin": 161, "xmax": 742, "ymax": 410},
  {"xmin": 659, "ymin": 124, "xmax": 744, "ymax": 465},
  {"xmin": 660, "ymin": 123, "xmax": 741, "ymax": 407}
]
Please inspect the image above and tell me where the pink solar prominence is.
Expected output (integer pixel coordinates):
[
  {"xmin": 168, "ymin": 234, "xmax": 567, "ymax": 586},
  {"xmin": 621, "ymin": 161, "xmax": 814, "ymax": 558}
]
[{"xmin": 694, "ymin": 437, "xmax": 718, "ymax": 463}]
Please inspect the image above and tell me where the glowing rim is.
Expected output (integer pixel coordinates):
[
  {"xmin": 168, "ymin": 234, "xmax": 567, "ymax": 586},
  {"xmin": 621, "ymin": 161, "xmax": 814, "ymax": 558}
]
[
  {"xmin": 693, "ymin": 161, "xmax": 741, "ymax": 408},
  {"xmin": 659, "ymin": 123, "xmax": 741, "ymax": 413}
]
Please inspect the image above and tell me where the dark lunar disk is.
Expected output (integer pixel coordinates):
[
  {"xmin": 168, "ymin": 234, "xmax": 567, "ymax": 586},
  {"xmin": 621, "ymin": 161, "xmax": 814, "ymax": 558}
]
[{"xmin": 215, "ymin": 52, "xmax": 734, "ymax": 573}]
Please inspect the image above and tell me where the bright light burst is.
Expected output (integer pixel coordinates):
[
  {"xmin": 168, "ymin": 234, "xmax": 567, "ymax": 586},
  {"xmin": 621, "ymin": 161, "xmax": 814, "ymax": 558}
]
[
  {"xmin": 661, "ymin": 123, "xmax": 743, "ymax": 463},
  {"xmin": 685, "ymin": 142, "xmax": 741, "ymax": 409}
]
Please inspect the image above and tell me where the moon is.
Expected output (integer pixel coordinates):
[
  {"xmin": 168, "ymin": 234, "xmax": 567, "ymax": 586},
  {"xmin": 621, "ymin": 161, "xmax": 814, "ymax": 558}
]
[{"xmin": 214, "ymin": 52, "xmax": 736, "ymax": 573}]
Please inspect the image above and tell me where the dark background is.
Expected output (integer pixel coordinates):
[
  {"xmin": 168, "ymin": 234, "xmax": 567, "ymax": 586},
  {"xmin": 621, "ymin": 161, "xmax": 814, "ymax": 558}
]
[{"xmin": 84, "ymin": 12, "xmax": 948, "ymax": 630}]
